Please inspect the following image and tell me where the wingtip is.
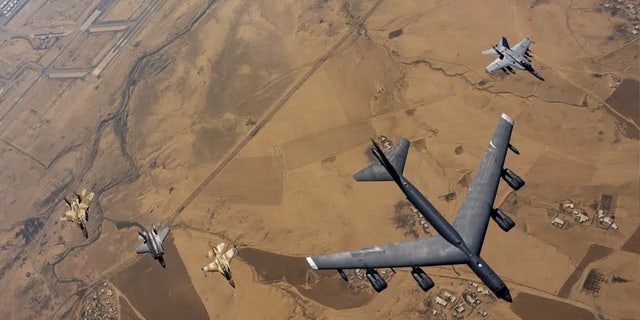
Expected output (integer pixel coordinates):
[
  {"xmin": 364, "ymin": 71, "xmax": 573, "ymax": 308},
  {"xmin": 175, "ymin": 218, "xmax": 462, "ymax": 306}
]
[
  {"xmin": 306, "ymin": 257, "xmax": 318, "ymax": 270},
  {"xmin": 501, "ymin": 113, "xmax": 514, "ymax": 125}
]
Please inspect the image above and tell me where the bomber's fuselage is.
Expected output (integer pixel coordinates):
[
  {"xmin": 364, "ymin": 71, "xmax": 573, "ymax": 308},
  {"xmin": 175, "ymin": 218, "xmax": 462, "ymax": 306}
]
[{"xmin": 397, "ymin": 176, "xmax": 512, "ymax": 302}]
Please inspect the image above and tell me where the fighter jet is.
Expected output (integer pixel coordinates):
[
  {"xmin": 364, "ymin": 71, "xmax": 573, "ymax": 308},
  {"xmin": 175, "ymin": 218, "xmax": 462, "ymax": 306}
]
[
  {"xmin": 201, "ymin": 241, "xmax": 238, "ymax": 287},
  {"xmin": 482, "ymin": 36, "xmax": 544, "ymax": 81},
  {"xmin": 306, "ymin": 114, "xmax": 525, "ymax": 303},
  {"xmin": 135, "ymin": 223, "xmax": 170, "ymax": 268},
  {"xmin": 59, "ymin": 189, "xmax": 95, "ymax": 238}
]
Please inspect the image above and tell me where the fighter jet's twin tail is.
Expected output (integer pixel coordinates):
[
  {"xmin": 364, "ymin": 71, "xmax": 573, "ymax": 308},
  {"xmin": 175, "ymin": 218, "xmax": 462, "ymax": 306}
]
[{"xmin": 306, "ymin": 113, "xmax": 525, "ymax": 303}]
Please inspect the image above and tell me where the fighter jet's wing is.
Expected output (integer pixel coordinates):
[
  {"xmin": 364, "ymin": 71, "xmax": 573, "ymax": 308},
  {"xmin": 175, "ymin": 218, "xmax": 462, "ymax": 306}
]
[
  {"xmin": 216, "ymin": 242, "xmax": 227, "ymax": 254},
  {"xmin": 60, "ymin": 210, "xmax": 76, "ymax": 221},
  {"xmin": 203, "ymin": 261, "xmax": 220, "ymax": 273},
  {"xmin": 306, "ymin": 235, "xmax": 467, "ymax": 270},
  {"xmin": 135, "ymin": 243, "xmax": 150, "ymax": 254},
  {"xmin": 485, "ymin": 57, "xmax": 516, "ymax": 74},
  {"xmin": 452, "ymin": 114, "xmax": 514, "ymax": 254},
  {"xmin": 224, "ymin": 248, "xmax": 236, "ymax": 261},
  {"xmin": 158, "ymin": 227, "xmax": 170, "ymax": 243},
  {"xmin": 511, "ymin": 38, "xmax": 532, "ymax": 57}
]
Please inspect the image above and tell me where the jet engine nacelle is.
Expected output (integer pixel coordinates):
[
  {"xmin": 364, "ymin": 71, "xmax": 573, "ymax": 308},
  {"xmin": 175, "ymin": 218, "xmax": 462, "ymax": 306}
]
[
  {"xmin": 502, "ymin": 168, "xmax": 525, "ymax": 191},
  {"xmin": 491, "ymin": 208, "xmax": 516, "ymax": 232},
  {"xmin": 411, "ymin": 267, "xmax": 435, "ymax": 292},
  {"xmin": 365, "ymin": 268, "xmax": 388, "ymax": 293},
  {"xmin": 337, "ymin": 269, "xmax": 348, "ymax": 282}
]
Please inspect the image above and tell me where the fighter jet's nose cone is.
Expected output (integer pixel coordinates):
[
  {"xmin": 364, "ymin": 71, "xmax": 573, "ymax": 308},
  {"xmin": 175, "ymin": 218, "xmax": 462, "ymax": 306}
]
[{"xmin": 503, "ymin": 290, "xmax": 513, "ymax": 303}]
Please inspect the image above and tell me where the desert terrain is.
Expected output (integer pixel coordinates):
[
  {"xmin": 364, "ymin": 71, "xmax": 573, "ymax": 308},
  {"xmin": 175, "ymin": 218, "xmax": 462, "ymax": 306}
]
[{"xmin": 0, "ymin": 0, "xmax": 638, "ymax": 319}]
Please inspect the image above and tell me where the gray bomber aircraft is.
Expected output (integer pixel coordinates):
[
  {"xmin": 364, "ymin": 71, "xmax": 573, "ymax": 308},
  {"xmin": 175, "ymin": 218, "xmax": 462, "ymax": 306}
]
[
  {"xmin": 135, "ymin": 223, "xmax": 170, "ymax": 268},
  {"xmin": 483, "ymin": 36, "xmax": 544, "ymax": 81},
  {"xmin": 306, "ymin": 114, "xmax": 525, "ymax": 303}
]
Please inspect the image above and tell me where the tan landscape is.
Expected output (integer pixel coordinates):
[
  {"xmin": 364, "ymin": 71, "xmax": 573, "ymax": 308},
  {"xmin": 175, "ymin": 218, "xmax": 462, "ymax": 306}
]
[{"xmin": 0, "ymin": 0, "xmax": 638, "ymax": 319}]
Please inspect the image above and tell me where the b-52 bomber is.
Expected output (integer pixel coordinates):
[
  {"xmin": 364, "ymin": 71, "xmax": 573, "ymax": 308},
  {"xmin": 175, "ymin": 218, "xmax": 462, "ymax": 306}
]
[
  {"xmin": 483, "ymin": 36, "xmax": 544, "ymax": 81},
  {"xmin": 135, "ymin": 224, "xmax": 170, "ymax": 268},
  {"xmin": 59, "ymin": 189, "xmax": 95, "ymax": 238},
  {"xmin": 306, "ymin": 114, "xmax": 525, "ymax": 303},
  {"xmin": 201, "ymin": 241, "xmax": 238, "ymax": 288}
]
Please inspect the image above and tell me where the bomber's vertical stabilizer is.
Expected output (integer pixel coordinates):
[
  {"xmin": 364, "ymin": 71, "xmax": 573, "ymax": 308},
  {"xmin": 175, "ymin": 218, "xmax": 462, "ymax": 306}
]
[{"xmin": 353, "ymin": 138, "xmax": 410, "ymax": 182}]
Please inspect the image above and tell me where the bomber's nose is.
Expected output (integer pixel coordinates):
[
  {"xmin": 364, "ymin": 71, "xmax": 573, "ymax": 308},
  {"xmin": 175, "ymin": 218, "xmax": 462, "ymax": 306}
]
[{"xmin": 502, "ymin": 289, "xmax": 513, "ymax": 303}]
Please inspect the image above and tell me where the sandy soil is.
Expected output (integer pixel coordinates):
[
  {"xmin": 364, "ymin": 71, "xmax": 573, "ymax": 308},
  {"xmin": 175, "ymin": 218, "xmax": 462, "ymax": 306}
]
[
  {"xmin": 111, "ymin": 235, "xmax": 208, "ymax": 320},
  {"xmin": 0, "ymin": 0, "xmax": 637, "ymax": 319}
]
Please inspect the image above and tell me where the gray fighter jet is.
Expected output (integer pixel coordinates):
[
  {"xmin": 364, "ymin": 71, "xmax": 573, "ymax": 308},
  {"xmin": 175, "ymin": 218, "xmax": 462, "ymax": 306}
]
[
  {"xmin": 306, "ymin": 114, "xmax": 525, "ymax": 303},
  {"xmin": 135, "ymin": 223, "xmax": 170, "ymax": 268},
  {"xmin": 483, "ymin": 36, "xmax": 544, "ymax": 81}
]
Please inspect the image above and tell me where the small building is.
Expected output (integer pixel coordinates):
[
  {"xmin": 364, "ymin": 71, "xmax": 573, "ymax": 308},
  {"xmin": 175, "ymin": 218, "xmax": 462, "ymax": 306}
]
[
  {"xmin": 464, "ymin": 291, "xmax": 480, "ymax": 305},
  {"xmin": 552, "ymin": 217, "xmax": 566, "ymax": 229},
  {"xmin": 574, "ymin": 210, "xmax": 590, "ymax": 223},
  {"xmin": 443, "ymin": 291, "xmax": 457, "ymax": 303},
  {"xmin": 562, "ymin": 202, "xmax": 575, "ymax": 210},
  {"xmin": 452, "ymin": 311, "xmax": 464, "ymax": 320},
  {"xmin": 477, "ymin": 286, "xmax": 490, "ymax": 296},
  {"xmin": 477, "ymin": 308, "xmax": 489, "ymax": 317},
  {"xmin": 455, "ymin": 305, "xmax": 465, "ymax": 313},
  {"xmin": 435, "ymin": 296, "xmax": 448, "ymax": 307}
]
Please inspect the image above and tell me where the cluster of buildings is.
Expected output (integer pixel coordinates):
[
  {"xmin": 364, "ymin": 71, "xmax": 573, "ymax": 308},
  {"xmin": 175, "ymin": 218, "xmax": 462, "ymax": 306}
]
[
  {"xmin": 0, "ymin": 0, "xmax": 22, "ymax": 17},
  {"xmin": 551, "ymin": 194, "xmax": 620, "ymax": 231},
  {"xmin": 603, "ymin": 0, "xmax": 640, "ymax": 17},
  {"xmin": 596, "ymin": 209, "xmax": 619, "ymax": 230},
  {"xmin": 31, "ymin": 32, "xmax": 65, "ymax": 50},
  {"xmin": 428, "ymin": 283, "xmax": 492, "ymax": 319},
  {"xmin": 410, "ymin": 204, "xmax": 431, "ymax": 235},
  {"xmin": 79, "ymin": 282, "xmax": 119, "ymax": 320},
  {"xmin": 601, "ymin": 0, "xmax": 640, "ymax": 35},
  {"xmin": 378, "ymin": 135, "xmax": 393, "ymax": 151}
]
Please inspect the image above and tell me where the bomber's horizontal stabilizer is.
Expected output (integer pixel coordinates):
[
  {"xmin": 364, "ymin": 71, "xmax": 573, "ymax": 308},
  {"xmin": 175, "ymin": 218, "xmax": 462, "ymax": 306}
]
[{"xmin": 353, "ymin": 138, "xmax": 410, "ymax": 182}]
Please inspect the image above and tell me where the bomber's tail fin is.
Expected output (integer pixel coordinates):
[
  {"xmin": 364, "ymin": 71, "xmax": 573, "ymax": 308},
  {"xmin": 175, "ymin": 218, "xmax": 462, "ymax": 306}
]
[
  {"xmin": 353, "ymin": 138, "xmax": 409, "ymax": 184},
  {"xmin": 500, "ymin": 36, "xmax": 510, "ymax": 49}
]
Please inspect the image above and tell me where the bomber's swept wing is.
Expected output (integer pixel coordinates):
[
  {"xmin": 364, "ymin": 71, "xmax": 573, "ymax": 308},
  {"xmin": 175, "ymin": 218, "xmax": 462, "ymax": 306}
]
[
  {"xmin": 511, "ymin": 38, "xmax": 532, "ymax": 57},
  {"xmin": 306, "ymin": 236, "xmax": 467, "ymax": 270},
  {"xmin": 452, "ymin": 114, "xmax": 513, "ymax": 254},
  {"xmin": 486, "ymin": 57, "xmax": 516, "ymax": 74}
]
